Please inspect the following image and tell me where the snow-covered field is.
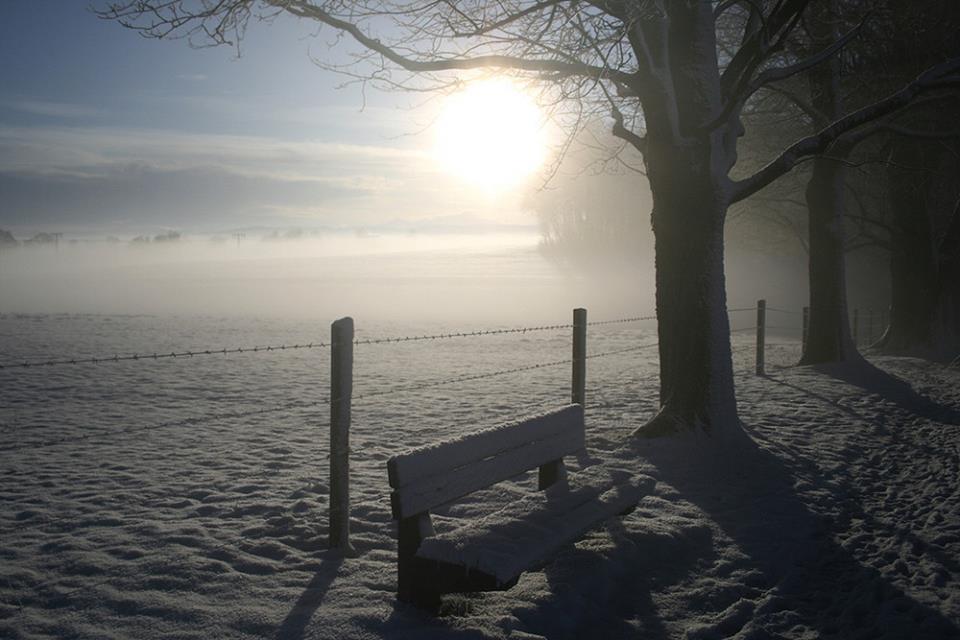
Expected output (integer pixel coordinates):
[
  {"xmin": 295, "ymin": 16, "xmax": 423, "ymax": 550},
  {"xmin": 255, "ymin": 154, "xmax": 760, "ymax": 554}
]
[{"xmin": 1, "ymin": 311, "xmax": 958, "ymax": 639}]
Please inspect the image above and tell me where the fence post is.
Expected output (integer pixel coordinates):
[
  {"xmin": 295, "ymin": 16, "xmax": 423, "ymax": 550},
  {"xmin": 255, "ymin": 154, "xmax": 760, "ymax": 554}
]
[
  {"xmin": 802, "ymin": 306, "xmax": 810, "ymax": 353},
  {"xmin": 330, "ymin": 317, "xmax": 354, "ymax": 554},
  {"xmin": 572, "ymin": 308, "xmax": 587, "ymax": 406},
  {"xmin": 853, "ymin": 309, "xmax": 859, "ymax": 346},
  {"xmin": 755, "ymin": 299, "xmax": 766, "ymax": 376}
]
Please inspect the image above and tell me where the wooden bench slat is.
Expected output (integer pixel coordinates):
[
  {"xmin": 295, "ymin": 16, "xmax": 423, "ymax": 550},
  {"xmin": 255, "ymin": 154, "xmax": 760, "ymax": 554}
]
[
  {"xmin": 415, "ymin": 466, "xmax": 656, "ymax": 586},
  {"xmin": 388, "ymin": 404, "xmax": 583, "ymax": 489},
  {"xmin": 390, "ymin": 429, "xmax": 584, "ymax": 519}
]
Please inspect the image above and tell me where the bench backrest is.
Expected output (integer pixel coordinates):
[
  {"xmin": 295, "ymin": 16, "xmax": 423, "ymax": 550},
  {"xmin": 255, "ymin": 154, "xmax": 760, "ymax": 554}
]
[{"xmin": 387, "ymin": 404, "xmax": 585, "ymax": 520}]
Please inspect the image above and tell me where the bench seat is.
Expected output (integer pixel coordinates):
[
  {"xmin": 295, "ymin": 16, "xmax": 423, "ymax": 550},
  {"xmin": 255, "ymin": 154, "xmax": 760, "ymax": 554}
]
[
  {"xmin": 415, "ymin": 464, "xmax": 655, "ymax": 589},
  {"xmin": 387, "ymin": 405, "xmax": 656, "ymax": 608}
]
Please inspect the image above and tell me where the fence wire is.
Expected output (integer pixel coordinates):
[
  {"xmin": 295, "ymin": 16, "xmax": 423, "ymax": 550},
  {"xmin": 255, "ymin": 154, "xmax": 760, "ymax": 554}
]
[
  {"xmin": 585, "ymin": 315, "xmax": 656, "ymax": 326},
  {"xmin": 0, "ymin": 342, "xmax": 331, "ymax": 370},
  {"xmin": 351, "ymin": 323, "xmax": 572, "ymax": 346},
  {"xmin": 766, "ymin": 306, "xmax": 801, "ymax": 315},
  {"xmin": 0, "ymin": 315, "xmax": 661, "ymax": 370},
  {"xmin": 0, "ymin": 398, "xmax": 331, "ymax": 453},
  {"xmin": 352, "ymin": 358, "xmax": 573, "ymax": 403},
  {"xmin": 2, "ymin": 341, "xmax": 667, "ymax": 452}
]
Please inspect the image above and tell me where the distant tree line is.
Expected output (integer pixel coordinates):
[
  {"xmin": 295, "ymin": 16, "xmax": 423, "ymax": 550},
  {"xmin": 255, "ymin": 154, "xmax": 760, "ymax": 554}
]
[
  {"xmin": 0, "ymin": 229, "xmax": 184, "ymax": 248},
  {"xmin": 0, "ymin": 230, "xmax": 63, "ymax": 248}
]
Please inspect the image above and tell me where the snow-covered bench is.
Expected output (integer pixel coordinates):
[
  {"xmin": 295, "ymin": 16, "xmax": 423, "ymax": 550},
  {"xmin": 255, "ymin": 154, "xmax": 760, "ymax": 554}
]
[{"xmin": 386, "ymin": 404, "xmax": 655, "ymax": 609}]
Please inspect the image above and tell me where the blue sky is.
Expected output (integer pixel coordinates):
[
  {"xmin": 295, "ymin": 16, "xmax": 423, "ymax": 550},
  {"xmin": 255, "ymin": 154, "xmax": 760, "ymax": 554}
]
[{"xmin": 0, "ymin": 1, "xmax": 537, "ymax": 237}]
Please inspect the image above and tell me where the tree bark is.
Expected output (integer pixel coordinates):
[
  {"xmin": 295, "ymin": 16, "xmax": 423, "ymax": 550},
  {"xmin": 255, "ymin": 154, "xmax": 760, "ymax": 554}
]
[
  {"xmin": 800, "ymin": 151, "xmax": 859, "ymax": 363},
  {"xmin": 937, "ymin": 201, "xmax": 960, "ymax": 354},
  {"xmin": 630, "ymin": 2, "xmax": 740, "ymax": 437},
  {"xmin": 882, "ymin": 141, "xmax": 938, "ymax": 351},
  {"xmin": 635, "ymin": 142, "xmax": 739, "ymax": 437},
  {"xmin": 880, "ymin": 141, "xmax": 960, "ymax": 357},
  {"xmin": 799, "ymin": 0, "xmax": 859, "ymax": 365}
]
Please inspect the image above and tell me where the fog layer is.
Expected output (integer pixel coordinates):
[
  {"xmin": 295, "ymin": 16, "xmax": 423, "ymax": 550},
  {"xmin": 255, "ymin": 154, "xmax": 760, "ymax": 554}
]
[
  {"xmin": 0, "ymin": 234, "xmax": 654, "ymax": 324},
  {"xmin": 0, "ymin": 229, "xmax": 826, "ymax": 328}
]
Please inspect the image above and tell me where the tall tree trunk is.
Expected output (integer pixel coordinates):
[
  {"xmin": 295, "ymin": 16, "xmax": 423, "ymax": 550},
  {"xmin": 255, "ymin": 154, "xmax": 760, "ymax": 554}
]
[
  {"xmin": 937, "ymin": 200, "xmax": 960, "ymax": 355},
  {"xmin": 881, "ymin": 141, "xmax": 960, "ymax": 357},
  {"xmin": 635, "ymin": 144, "xmax": 739, "ymax": 437},
  {"xmin": 799, "ymin": 0, "xmax": 859, "ymax": 365},
  {"xmin": 631, "ymin": 2, "xmax": 740, "ymax": 437},
  {"xmin": 881, "ymin": 140, "xmax": 939, "ymax": 351},
  {"xmin": 800, "ymin": 151, "xmax": 859, "ymax": 363},
  {"xmin": 937, "ymin": 206, "xmax": 960, "ymax": 358}
]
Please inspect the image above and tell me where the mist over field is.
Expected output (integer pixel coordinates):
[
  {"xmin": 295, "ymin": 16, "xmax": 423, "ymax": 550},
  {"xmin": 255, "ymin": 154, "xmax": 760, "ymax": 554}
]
[
  {"xmin": 0, "ymin": 229, "xmax": 819, "ymax": 326},
  {"xmin": 0, "ymin": 232, "xmax": 635, "ymax": 323}
]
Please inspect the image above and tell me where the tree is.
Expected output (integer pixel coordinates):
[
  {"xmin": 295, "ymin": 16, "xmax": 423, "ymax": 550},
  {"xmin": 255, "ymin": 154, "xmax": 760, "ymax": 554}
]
[
  {"xmin": 795, "ymin": 0, "xmax": 859, "ymax": 364},
  {"xmin": 98, "ymin": 0, "xmax": 960, "ymax": 438},
  {"xmin": 528, "ymin": 130, "xmax": 652, "ymax": 271},
  {"xmin": 887, "ymin": 144, "xmax": 960, "ymax": 356},
  {"xmin": 860, "ymin": 1, "xmax": 960, "ymax": 357},
  {"xmin": 0, "ymin": 229, "xmax": 17, "ymax": 248},
  {"xmin": 732, "ymin": 1, "xmax": 894, "ymax": 365}
]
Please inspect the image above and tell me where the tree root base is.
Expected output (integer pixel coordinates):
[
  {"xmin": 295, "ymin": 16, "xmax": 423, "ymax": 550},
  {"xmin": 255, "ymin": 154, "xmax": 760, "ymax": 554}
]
[{"xmin": 631, "ymin": 411, "xmax": 696, "ymax": 439}]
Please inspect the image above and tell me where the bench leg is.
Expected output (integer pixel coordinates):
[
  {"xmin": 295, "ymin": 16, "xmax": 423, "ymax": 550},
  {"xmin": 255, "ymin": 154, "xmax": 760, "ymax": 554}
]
[
  {"xmin": 397, "ymin": 513, "xmax": 437, "ymax": 607},
  {"xmin": 538, "ymin": 459, "xmax": 568, "ymax": 490}
]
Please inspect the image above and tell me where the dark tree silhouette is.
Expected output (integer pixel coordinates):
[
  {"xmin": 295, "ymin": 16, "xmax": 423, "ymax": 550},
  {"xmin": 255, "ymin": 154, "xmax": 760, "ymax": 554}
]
[
  {"xmin": 858, "ymin": 134, "xmax": 960, "ymax": 358},
  {"xmin": 796, "ymin": 0, "xmax": 858, "ymax": 364},
  {"xmin": 862, "ymin": 1, "xmax": 960, "ymax": 357},
  {"xmin": 97, "ymin": 0, "xmax": 960, "ymax": 438}
]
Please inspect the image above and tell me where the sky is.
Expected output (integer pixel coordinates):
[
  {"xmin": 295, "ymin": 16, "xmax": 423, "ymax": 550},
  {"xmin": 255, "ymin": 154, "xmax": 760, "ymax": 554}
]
[{"xmin": 0, "ymin": 1, "xmax": 544, "ymax": 238}]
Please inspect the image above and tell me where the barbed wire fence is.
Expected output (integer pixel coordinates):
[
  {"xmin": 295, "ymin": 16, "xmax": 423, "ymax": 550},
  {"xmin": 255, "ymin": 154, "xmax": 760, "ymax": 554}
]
[
  {"xmin": 0, "ymin": 302, "xmax": 882, "ymax": 484},
  {"xmin": 0, "ymin": 301, "xmax": 871, "ymax": 431},
  {"xmin": 0, "ymin": 299, "xmax": 898, "ymax": 614},
  {"xmin": 0, "ymin": 300, "xmax": 892, "ymax": 450},
  {"xmin": 0, "ymin": 303, "xmax": 895, "ymax": 373}
]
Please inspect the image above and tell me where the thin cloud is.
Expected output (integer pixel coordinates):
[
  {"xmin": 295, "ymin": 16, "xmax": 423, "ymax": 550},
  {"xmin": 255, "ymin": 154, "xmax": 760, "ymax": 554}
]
[
  {"xmin": 0, "ymin": 125, "xmax": 429, "ymax": 179},
  {"xmin": 0, "ymin": 124, "xmax": 524, "ymax": 232},
  {"xmin": 1, "ymin": 99, "xmax": 105, "ymax": 119}
]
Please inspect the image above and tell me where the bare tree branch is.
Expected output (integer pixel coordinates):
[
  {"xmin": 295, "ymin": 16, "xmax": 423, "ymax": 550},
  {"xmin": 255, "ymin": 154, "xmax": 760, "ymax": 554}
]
[{"xmin": 730, "ymin": 57, "xmax": 960, "ymax": 203}]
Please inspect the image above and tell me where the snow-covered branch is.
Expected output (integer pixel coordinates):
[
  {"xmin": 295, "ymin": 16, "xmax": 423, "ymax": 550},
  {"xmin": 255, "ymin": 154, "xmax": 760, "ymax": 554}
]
[{"xmin": 730, "ymin": 57, "xmax": 960, "ymax": 204}]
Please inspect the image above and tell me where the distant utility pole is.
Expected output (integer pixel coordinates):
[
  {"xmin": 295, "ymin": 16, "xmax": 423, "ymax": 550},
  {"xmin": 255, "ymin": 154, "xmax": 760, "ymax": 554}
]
[{"xmin": 52, "ymin": 232, "xmax": 63, "ymax": 251}]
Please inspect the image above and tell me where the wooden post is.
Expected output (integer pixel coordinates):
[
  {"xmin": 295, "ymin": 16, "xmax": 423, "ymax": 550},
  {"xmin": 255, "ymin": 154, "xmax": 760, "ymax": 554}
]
[
  {"xmin": 330, "ymin": 317, "xmax": 354, "ymax": 553},
  {"xmin": 755, "ymin": 299, "xmax": 766, "ymax": 376},
  {"xmin": 856, "ymin": 308, "xmax": 861, "ymax": 345},
  {"xmin": 802, "ymin": 306, "xmax": 810, "ymax": 352},
  {"xmin": 572, "ymin": 308, "xmax": 587, "ymax": 406}
]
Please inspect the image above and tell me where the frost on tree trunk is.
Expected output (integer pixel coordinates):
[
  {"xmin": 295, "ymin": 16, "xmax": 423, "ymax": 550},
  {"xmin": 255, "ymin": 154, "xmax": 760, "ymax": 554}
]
[
  {"xmin": 627, "ymin": 2, "xmax": 740, "ymax": 438},
  {"xmin": 634, "ymin": 144, "xmax": 739, "ymax": 438},
  {"xmin": 800, "ymin": 153, "xmax": 859, "ymax": 364}
]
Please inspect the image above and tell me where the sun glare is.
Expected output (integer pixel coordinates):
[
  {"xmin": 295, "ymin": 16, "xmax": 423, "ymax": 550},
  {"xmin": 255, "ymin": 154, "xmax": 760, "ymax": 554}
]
[{"xmin": 433, "ymin": 79, "xmax": 547, "ymax": 192}]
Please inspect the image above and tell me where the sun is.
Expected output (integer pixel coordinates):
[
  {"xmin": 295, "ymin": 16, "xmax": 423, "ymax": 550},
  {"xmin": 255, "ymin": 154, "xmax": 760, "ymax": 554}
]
[{"xmin": 433, "ymin": 79, "xmax": 547, "ymax": 192}]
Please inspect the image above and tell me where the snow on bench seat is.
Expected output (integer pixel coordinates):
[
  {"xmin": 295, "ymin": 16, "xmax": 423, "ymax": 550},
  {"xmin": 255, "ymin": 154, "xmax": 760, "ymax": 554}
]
[
  {"xmin": 387, "ymin": 404, "xmax": 656, "ymax": 608},
  {"xmin": 388, "ymin": 405, "xmax": 585, "ymax": 520},
  {"xmin": 415, "ymin": 463, "xmax": 655, "ymax": 586}
]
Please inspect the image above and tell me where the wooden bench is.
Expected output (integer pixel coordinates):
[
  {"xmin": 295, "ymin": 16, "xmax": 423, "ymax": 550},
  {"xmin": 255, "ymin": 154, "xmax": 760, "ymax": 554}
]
[{"xmin": 386, "ymin": 404, "xmax": 655, "ymax": 609}]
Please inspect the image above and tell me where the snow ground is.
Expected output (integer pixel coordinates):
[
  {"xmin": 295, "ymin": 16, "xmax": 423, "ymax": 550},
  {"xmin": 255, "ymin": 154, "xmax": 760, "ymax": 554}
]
[{"xmin": 1, "ymin": 318, "xmax": 958, "ymax": 639}]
